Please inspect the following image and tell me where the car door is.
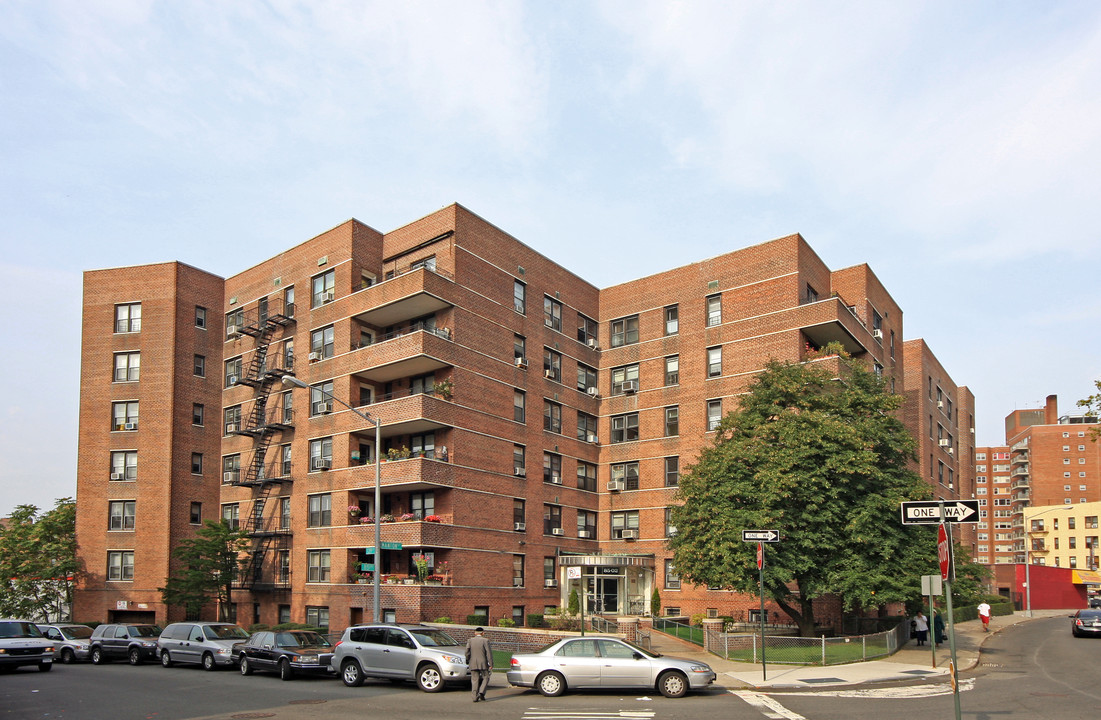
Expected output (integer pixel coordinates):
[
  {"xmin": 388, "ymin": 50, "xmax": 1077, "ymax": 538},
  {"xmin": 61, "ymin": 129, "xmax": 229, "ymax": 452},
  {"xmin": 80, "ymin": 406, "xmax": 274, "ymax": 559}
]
[
  {"xmin": 379, "ymin": 628, "xmax": 417, "ymax": 677},
  {"xmin": 354, "ymin": 626, "xmax": 389, "ymax": 677},
  {"xmin": 181, "ymin": 625, "xmax": 205, "ymax": 664},
  {"xmin": 552, "ymin": 639, "xmax": 602, "ymax": 688},
  {"xmin": 244, "ymin": 632, "xmax": 268, "ymax": 669},
  {"xmin": 108, "ymin": 626, "xmax": 130, "ymax": 658},
  {"xmin": 596, "ymin": 639, "xmax": 653, "ymax": 688}
]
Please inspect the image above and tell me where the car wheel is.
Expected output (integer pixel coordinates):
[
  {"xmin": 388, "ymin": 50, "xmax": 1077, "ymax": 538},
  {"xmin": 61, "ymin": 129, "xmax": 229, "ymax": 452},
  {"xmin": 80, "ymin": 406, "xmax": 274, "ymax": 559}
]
[
  {"xmin": 202, "ymin": 653, "xmax": 216, "ymax": 671},
  {"xmin": 657, "ymin": 670, "xmax": 688, "ymax": 698},
  {"xmin": 341, "ymin": 659, "xmax": 364, "ymax": 687},
  {"xmin": 128, "ymin": 647, "xmax": 143, "ymax": 665},
  {"xmin": 91, "ymin": 647, "xmax": 105, "ymax": 665},
  {"xmin": 239, "ymin": 656, "xmax": 252, "ymax": 675},
  {"xmin": 39, "ymin": 661, "xmax": 53, "ymax": 672},
  {"xmin": 279, "ymin": 658, "xmax": 294, "ymax": 681},
  {"xmin": 160, "ymin": 650, "xmax": 173, "ymax": 667},
  {"xmin": 60, "ymin": 648, "xmax": 75, "ymax": 664},
  {"xmin": 416, "ymin": 663, "xmax": 443, "ymax": 692},
  {"xmin": 536, "ymin": 671, "xmax": 566, "ymax": 697}
]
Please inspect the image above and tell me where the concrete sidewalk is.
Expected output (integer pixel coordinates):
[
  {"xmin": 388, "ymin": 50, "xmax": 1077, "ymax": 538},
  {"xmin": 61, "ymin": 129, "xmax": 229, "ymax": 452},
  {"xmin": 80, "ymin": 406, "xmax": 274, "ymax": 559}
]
[{"xmin": 651, "ymin": 609, "xmax": 1071, "ymax": 690}]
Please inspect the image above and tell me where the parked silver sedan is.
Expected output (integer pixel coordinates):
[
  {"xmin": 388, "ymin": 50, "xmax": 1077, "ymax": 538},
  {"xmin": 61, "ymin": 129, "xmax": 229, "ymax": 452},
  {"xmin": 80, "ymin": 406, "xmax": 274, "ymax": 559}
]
[{"xmin": 507, "ymin": 637, "xmax": 716, "ymax": 698}]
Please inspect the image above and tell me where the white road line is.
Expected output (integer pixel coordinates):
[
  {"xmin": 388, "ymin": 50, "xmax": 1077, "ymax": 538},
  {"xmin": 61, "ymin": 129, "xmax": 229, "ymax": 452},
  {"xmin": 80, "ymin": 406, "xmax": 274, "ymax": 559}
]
[
  {"xmin": 732, "ymin": 691, "xmax": 808, "ymax": 720},
  {"xmin": 522, "ymin": 711, "xmax": 656, "ymax": 720},
  {"xmin": 766, "ymin": 677, "xmax": 975, "ymax": 699}
]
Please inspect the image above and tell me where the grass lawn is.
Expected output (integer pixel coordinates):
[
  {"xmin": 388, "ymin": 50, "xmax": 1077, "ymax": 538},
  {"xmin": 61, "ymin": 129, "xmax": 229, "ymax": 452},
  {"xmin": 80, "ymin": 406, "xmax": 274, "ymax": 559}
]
[{"xmin": 721, "ymin": 638, "xmax": 891, "ymax": 665}]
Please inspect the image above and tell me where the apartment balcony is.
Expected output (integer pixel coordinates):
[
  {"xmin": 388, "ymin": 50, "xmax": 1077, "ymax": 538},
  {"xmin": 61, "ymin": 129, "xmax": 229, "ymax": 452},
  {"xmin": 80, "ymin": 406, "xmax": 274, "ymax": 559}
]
[
  {"xmin": 352, "ymin": 267, "xmax": 455, "ymax": 329},
  {"xmin": 350, "ymin": 328, "xmax": 453, "ymax": 384},
  {"xmin": 1010, "ymin": 452, "xmax": 1029, "ymax": 465},
  {"xmin": 1013, "ymin": 489, "xmax": 1030, "ymax": 501},
  {"xmin": 798, "ymin": 297, "xmax": 873, "ymax": 356},
  {"xmin": 346, "ymin": 516, "xmax": 456, "ymax": 549},
  {"xmin": 1011, "ymin": 466, "xmax": 1030, "ymax": 478},
  {"xmin": 1011, "ymin": 478, "xmax": 1030, "ymax": 490},
  {"xmin": 371, "ymin": 390, "xmax": 454, "ymax": 439},
  {"xmin": 1011, "ymin": 440, "xmax": 1029, "ymax": 452}
]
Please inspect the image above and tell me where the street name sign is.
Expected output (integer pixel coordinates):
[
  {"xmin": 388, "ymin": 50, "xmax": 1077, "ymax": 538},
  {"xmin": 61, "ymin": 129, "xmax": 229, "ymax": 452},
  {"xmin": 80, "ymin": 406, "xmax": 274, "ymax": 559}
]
[
  {"xmin": 900, "ymin": 500, "xmax": 980, "ymax": 525},
  {"xmin": 742, "ymin": 530, "xmax": 779, "ymax": 542},
  {"xmin": 365, "ymin": 542, "xmax": 404, "ymax": 553}
]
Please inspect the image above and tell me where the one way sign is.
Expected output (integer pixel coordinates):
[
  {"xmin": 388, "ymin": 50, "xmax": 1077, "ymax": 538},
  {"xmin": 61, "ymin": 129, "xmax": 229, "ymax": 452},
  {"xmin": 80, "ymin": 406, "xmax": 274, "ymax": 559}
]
[{"xmin": 900, "ymin": 500, "xmax": 980, "ymax": 525}]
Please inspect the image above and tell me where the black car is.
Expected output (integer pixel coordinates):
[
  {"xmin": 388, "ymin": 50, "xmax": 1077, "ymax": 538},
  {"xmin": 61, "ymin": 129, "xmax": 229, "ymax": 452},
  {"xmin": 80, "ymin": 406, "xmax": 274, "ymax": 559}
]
[
  {"xmin": 1071, "ymin": 609, "xmax": 1101, "ymax": 637},
  {"xmin": 236, "ymin": 630, "xmax": 335, "ymax": 680},
  {"xmin": 1089, "ymin": 596, "xmax": 1101, "ymax": 609},
  {"xmin": 89, "ymin": 623, "xmax": 162, "ymax": 664}
]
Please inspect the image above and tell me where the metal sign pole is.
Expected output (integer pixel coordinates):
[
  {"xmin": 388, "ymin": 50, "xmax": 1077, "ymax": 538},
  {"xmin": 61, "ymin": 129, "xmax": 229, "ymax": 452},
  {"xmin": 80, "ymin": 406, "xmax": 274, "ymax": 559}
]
[
  {"xmin": 759, "ymin": 541, "xmax": 766, "ymax": 681},
  {"xmin": 938, "ymin": 501, "xmax": 962, "ymax": 720}
]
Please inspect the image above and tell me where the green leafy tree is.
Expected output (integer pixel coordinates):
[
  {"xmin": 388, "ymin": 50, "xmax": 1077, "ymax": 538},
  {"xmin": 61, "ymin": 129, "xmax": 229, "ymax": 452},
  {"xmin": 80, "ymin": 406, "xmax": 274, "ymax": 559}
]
[
  {"xmin": 669, "ymin": 357, "xmax": 936, "ymax": 636},
  {"xmin": 0, "ymin": 498, "xmax": 79, "ymax": 620},
  {"xmin": 650, "ymin": 587, "xmax": 661, "ymax": 616},
  {"xmin": 1078, "ymin": 380, "xmax": 1101, "ymax": 440},
  {"xmin": 567, "ymin": 587, "xmax": 580, "ymax": 616},
  {"xmin": 159, "ymin": 521, "xmax": 248, "ymax": 621}
]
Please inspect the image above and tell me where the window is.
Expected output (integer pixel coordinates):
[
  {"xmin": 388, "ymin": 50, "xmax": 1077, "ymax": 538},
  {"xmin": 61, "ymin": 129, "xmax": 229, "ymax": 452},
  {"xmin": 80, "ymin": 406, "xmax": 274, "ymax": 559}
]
[
  {"xmin": 665, "ymin": 356, "xmax": 679, "ymax": 386},
  {"xmin": 281, "ymin": 444, "xmax": 292, "ymax": 477},
  {"xmin": 705, "ymin": 294, "xmax": 721, "ymax": 326},
  {"xmin": 191, "ymin": 453, "xmax": 203, "ymax": 475},
  {"xmin": 577, "ymin": 412, "xmax": 597, "ymax": 442},
  {"xmin": 544, "ymin": 296, "xmax": 562, "ymax": 331},
  {"xmin": 544, "ymin": 401, "xmax": 562, "ymax": 434},
  {"xmin": 307, "ymin": 494, "xmax": 332, "ymax": 527},
  {"xmin": 665, "ymin": 457, "xmax": 680, "ymax": 487},
  {"xmin": 611, "ymin": 510, "xmax": 639, "ymax": 539},
  {"xmin": 665, "ymin": 559, "xmax": 680, "ymax": 589},
  {"xmin": 513, "ymin": 445, "xmax": 526, "ymax": 476},
  {"xmin": 707, "ymin": 399, "xmax": 723, "ymax": 431},
  {"xmin": 224, "ymin": 405, "xmax": 242, "ymax": 435},
  {"xmin": 514, "ymin": 390, "xmax": 526, "ymax": 423},
  {"xmin": 611, "ymin": 413, "xmax": 639, "ymax": 443},
  {"xmin": 115, "ymin": 303, "xmax": 141, "ymax": 333},
  {"xmin": 309, "ymin": 437, "xmax": 333, "ymax": 471},
  {"xmin": 577, "ymin": 363, "xmax": 598, "ymax": 393},
  {"xmin": 514, "ymin": 334, "xmax": 527, "ymax": 366},
  {"xmin": 543, "ymin": 504, "xmax": 562, "ymax": 535},
  {"xmin": 195, "ymin": 306, "xmax": 207, "ymax": 328},
  {"xmin": 112, "ymin": 401, "xmax": 138, "ymax": 431},
  {"xmin": 410, "ymin": 255, "xmax": 437, "ymax": 272},
  {"xmin": 110, "ymin": 451, "xmax": 137, "ymax": 481},
  {"xmin": 577, "ymin": 461, "xmax": 597, "ymax": 492},
  {"xmin": 543, "ymin": 348, "xmax": 562, "ymax": 382},
  {"xmin": 192, "ymin": 403, "xmax": 204, "ymax": 426},
  {"xmin": 513, "ymin": 555, "xmax": 525, "ymax": 587},
  {"xmin": 107, "ymin": 551, "xmax": 134, "ymax": 581},
  {"xmin": 222, "ymin": 503, "xmax": 240, "ymax": 531},
  {"xmin": 514, "ymin": 280, "xmax": 526, "ymax": 314},
  {"xmin": 108, "ymin": 501, "xmax": 135, "ymax": 531},
  {"xmin": 1069, "ymin": 517, "xmax": 1076, "ymax": 530},
  {"xmin": 193, "ymin": 354, "xmax": 205, "ymax": 377},
  {"xmin": 514, "ymin": 499, "xmax": 526, "ymax": 528},
  {"xmin": 544, "ymin": 557, "xmax": 556, "ymax": 585},
  {"xmin": 410, "ymin": 432, "xmax": 435, "ymax": 459},
  {"xmin": 577, "ymin": 511, "xmax": 596, "ymax": 537},
  {"xmin": 311, "ymin": 381, "xmax": 335, "ymax": 415},
  {"xmin": 611, "ymin": 461, "xmax": 640, "ymax": 491},
  {"xmin": 707, "ymin": 346, "xmax": 722, "ymax": 377},
  {"xmin": 225, "ymin": 356, "xmax": 242, "ymax": 387},
  {"xmin": 411, "ymin": 492, "xmax": 435, "ymax": 519},
  {"xmin": 806, "ymin": 284, "xmax": 819, "ymax": 303},
  {"xmin": 577, "ymin": 314, "xmax": 597, "ymax": 345},
  {"xmin": 610, "ymin": 315, "xmax": 639, "ymax": 347},
  {"xmin": 664, "ymin": 305, "xmax": 679, "ymax": 335},
  {"xmin": 664, "ymin": 406, "xmax": 679, "ymax": 436},
  {"xmin": 113, "ymin": 352, "xmax": 140, "ymax": 382},
  {"xmin": 543, "ymin": 453, "xmax": 562, "ymax": 484},
  {"xmin": 312, "ymin": 270, "xmax": 335, "ymax": 307},
  {"xmin": 306, "ymin": 606, "xmax": 329, "ymax": 629},
  {"xmin": 311, "ymin": 325, "xmax": 335, "ymax": 359},
  {"xmin": 307, "ymin": 550, "xmax": 331, "ymax": 583},
  {"xmin": 611, "ymin": 364, "xmax": 639, "ymax": 395},
  {"xmin": 225, "ymin": 308, "xmax": 244, "ymax": 338}
]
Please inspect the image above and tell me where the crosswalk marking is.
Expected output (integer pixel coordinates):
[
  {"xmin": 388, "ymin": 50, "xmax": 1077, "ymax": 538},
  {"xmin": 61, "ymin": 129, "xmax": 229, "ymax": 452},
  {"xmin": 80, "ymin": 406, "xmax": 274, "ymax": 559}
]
[
  {"xmin": 522, "ymin": 711, "xmax": 656, "ymax": 720},
  {"xmin": 732, "ymin": 691, "xmax": 808, "ymax": 720}
]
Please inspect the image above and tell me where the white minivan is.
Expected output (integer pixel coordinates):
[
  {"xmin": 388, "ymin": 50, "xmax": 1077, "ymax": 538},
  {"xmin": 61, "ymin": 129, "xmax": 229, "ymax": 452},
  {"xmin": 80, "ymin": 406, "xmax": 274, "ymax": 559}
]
[{"xmin": 158, "ymin": 622, "xmax": 250, "ymax": 670}]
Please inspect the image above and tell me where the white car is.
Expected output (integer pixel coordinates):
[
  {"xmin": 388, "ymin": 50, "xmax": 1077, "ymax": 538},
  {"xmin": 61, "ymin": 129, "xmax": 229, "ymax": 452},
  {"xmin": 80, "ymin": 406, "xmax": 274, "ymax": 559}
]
[{"xmin": 0, "ymin": 619, "xmax": 55, "ymax": 673}]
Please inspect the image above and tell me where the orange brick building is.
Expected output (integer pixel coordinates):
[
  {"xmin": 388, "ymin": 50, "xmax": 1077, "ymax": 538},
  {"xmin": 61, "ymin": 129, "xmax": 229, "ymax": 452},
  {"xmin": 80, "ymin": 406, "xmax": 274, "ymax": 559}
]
[{"xmin": 74, "ymin": 204, "xmax": 966, "ymax": 630}]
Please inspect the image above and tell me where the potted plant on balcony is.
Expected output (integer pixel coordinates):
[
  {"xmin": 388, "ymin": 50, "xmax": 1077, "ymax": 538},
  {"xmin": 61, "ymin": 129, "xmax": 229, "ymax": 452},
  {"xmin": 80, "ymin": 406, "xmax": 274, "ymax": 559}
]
[
  {"xmin": 386, "ymin": 446, "xmax": 411, "ymax": 461},
  {"xmin": 398, "ymin": 512, "xmax": 416, "ymax": 522},
  {"xmin": 425, "ymin": 515, "xmax": 442, "ymax": 523},
  {"xmin": 435, "ymin": 560, "xmax": 451, "ymax": 585},
  {"xmin": 348, "ymin": 505, "xmax": 362, "ymax": 522},
  {"xmin": 432, "ymin": 379, "xmax": 454, "ymax": 401},
  {"xmin": 424, "ymin": 574, "xmax": 444, "ymax": 586},
  {"xmin": 412, "ymin": 554, "xmax": 431, "ymax": 583},
  {"xmin": 360, "ymin": 515, "xmax": 375, "ymax": 524},
  {"xmin": 380, "ymin": 514, "xmax": 395, "ymax": 523}
]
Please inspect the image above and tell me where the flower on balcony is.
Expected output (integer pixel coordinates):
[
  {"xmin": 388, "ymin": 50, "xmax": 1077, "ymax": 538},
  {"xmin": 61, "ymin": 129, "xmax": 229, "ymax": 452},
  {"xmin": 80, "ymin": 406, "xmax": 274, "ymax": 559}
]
[
  {"xmin": 424, "ymin": 515, "xmax": 442, "ymax": 523},
  {"xmin": 380, "ymin": 514, "xmax": 395, "ymax": 523},
  {"xmin": 425, "ymin": 574, "xmax": 446, "ymax": 583},
  {"xmin": 398, "ymin": 512, "xmax": 416, "ymax": 522},
  {"xmin": 348, "ymin": 505, "xmax": 362, "ymax": 515},
  {"xmin": 412, "ymin": 553, "xmax": 431, "ymax": 581},
  {"xmin": 359, "ymin": 516, "xmax": 375, "ymax": 524},
  {"xmin": 435, "ymin": 560, "xmax": 450, "ymax": 574}
]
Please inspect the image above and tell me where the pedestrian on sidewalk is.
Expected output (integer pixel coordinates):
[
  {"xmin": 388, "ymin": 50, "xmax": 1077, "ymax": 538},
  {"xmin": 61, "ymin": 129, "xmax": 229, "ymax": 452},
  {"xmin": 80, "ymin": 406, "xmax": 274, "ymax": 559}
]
[
  {"xmin": 933, "ymin": 610, "xmax": 945, "ymax": 645},
  {"xmin": 978, "ymin": 601, "xmax": 991, "ymax": 632},
  {"xmin": 466, "ymin": 627, "xmax": 493, "ymax": 702},
  {"xmin": 913, "ymin": 611, "xmax": 929, "ymax": 646}
]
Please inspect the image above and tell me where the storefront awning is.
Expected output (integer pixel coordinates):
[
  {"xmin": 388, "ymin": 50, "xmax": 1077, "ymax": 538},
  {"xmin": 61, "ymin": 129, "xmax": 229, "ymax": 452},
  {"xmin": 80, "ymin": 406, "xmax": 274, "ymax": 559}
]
[
  {"xmin": 558, "ymin": 554, "xmax": 654, "ymax": 568},
  {"xmin": 1071, "ymin": 569, "xmax": 1101, "ymax": 584}
]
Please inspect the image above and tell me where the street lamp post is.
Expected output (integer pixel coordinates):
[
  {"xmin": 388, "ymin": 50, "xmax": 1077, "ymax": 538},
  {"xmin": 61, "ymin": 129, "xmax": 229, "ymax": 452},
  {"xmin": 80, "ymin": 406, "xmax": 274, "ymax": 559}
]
[{"xmin": 282, "ymin": 376, "xmax": 383, "ymax": 622}]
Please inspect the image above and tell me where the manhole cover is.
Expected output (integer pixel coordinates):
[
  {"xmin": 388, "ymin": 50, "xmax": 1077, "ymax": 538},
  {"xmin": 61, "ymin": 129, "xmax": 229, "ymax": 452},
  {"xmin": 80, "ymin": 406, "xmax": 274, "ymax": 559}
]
[
  {"xmin": 288, "ymin": 699, "xmax": 328, "ymax": 705},
  {"xmin": 231, "ymin": 714, "xmax": 276, "ymax": 719}
]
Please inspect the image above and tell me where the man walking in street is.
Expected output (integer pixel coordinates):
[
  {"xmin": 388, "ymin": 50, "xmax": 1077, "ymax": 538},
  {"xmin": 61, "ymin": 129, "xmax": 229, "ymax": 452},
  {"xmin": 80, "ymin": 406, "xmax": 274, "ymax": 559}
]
[
  {"xmin": 466, "ymin": 627, "xmax": 493, "ymax": 702},
  {"xmin": 978, "ymin": 601, "xmax": 991, "ymax": 632}
]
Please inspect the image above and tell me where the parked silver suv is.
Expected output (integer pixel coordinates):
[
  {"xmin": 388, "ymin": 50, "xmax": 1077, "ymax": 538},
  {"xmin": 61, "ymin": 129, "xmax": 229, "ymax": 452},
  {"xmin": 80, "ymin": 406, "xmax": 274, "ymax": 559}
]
[
  {"xmin": 158, "ymin": 622, "xmax": 250, "ymax": 670},
  {"xmin": 331, "ymin": 624, "xmax": 470, "ymax": 692}
]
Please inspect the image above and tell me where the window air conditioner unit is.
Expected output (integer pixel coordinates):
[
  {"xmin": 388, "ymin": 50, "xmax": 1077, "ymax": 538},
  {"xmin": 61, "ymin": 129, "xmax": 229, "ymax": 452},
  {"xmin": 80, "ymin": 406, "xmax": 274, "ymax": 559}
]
[
  {"xmin": 228, "ymin": 375, "xmax": 238, "ymax": 385},
  {"xmin": 544, "ymin": 578, "xmax": 558, "ymax": 587},
  {"xmin": 551, "ymin": 527, "xmax": 564, "ymax": 536},
  {"xmin": 226, "ymin": 424, "xmax": 239, "ymax": 434},
  {"xmin": 515, "ymin": 357, "xmax": 527, "ymax": 368},
  {"xmin": 514, "ymin": 522, "xmax": 526, "ymax": 531},
  {"xmin": 577, "ymin": 530, "xmax": 592, "ymax": 538},
  {"xmin": 322, "ymin": 290, "xmax": 334, "ymax": 303},
  {"xmin": 586, "ymin": 387, "xmax": 599, "ymax": 397},
  {"xmin": 223, "ymin": 472, "xmax": 238, "ymax": 483},
  {"xmin": 544, "ymin": 369, "xmax": 554, "ymax": 378},
  {"xmin": 549, "ymin": 474, "xmax": 562, "ymax": 485},
  {"xmin": 227, "ymin": 325, "xmax": 239, "ymax": 336},
  {"xmin": 513, "ymin": 578, "xmax": 524, "ymax": 587},
  {"xmin": 308, "ymin": 352, "xmax": 322, "ymax": 362},
  {"xmin": 110, "ymin": 472, "xmax": 123, "ymax": 481},
  {"xmin": 587, "ymin": 338, "xmax": 598, "ymax": 349},
  {"xmin": 937, "ymin": 400, "xmax": 944, "ymax": 408},
  {"xmin": 621, "ymin": 529, "xmax": 638, "ymax": 540},
  {"xmin": 872, "ymin": 329, "xmax": 883, "ymax": 339},
  {"xmin": 607, "ymin": 479, "xmax": 624, "ymax": 491},
  {"xmin": 514, "ymin": 467, "xmax": 526, "ymax": 477},
  {"xmin": 939, "ymin": 438, "xmax": 950, "ymax": 447},
  {"xmin": 667, "ymin": 526, "xmax": 678, "ymax": 536},
  {"xmin": 316, "ymin": 403, "xmax": 332, "ymax": 414},
  {"xmin": 947, "ymin": 448, "xmax": 954, "ymax": 455},
  {"xmin": 312, "ymin": 458, "xmax": 332, "ymax": 470},
  {"xmin": 123, "ymin": 422, "xmax": 137, "ymax": 431},
  {"xmin": 587, "ymin": 434, "xmax": 599, "ymax": 443},
  {"xmin": 622, "ymin": 380, "xmax": 638, "ymax": 394}
]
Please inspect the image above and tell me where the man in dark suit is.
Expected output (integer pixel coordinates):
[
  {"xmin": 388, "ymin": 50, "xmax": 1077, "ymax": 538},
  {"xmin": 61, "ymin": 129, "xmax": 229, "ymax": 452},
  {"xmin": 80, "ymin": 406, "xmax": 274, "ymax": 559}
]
[{"xmin": 465, "ymin": 627, "xmax": 493, "ymax": 702}]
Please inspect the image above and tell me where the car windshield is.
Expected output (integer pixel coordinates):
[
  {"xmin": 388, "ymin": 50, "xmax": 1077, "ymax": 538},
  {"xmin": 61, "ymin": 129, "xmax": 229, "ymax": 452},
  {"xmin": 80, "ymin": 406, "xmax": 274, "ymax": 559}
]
[
  {"xmin": 62, "ymin": 626, "xmax": 93, "ymax": 640},
  {"xmin": 204, "ymin": 625, "xmax": 250, "ymax": 640},
  {"xmin": 408, "ymin": 628, "xmax": 459, "ymax": 647},
  {"xmin": 0, "ymin": 621, "xmax": 43, "ymax": 639},
  {"xmin": 277, "ymin": 631, "xmax": 328, "ymax": 647},
  {"xmin": 131, "ymin": 626, "xmax": 161, "ymax": 638}
]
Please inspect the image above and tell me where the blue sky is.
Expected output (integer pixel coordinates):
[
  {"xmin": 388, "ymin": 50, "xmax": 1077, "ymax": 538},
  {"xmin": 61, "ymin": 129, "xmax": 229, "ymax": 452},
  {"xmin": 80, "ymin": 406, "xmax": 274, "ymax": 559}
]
[{"xmin": 2, "ymin": 1, "xmax": 1100, "ymax": 516}]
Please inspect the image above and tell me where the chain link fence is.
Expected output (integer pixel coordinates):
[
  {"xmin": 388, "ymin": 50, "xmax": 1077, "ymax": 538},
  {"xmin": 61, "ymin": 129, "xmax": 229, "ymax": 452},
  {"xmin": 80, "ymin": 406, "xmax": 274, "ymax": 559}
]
[{"xmin": 704, "ymin": 620, "xmax": 907, "ymax": 665}]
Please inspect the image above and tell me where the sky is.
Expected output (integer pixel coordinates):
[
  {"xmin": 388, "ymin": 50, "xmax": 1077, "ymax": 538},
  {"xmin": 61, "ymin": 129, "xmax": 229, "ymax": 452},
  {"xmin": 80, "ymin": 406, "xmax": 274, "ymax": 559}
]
[{"xmin": 2, "ymin": 0, "xmax": 1100, "ymax": 516}]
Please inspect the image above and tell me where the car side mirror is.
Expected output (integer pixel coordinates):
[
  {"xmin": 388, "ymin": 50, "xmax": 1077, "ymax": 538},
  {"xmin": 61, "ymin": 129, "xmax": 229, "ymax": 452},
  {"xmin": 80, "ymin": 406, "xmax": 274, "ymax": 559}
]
[{"xmin": 633, "ymin": 652, "xmax": 644, "ymax": 660}]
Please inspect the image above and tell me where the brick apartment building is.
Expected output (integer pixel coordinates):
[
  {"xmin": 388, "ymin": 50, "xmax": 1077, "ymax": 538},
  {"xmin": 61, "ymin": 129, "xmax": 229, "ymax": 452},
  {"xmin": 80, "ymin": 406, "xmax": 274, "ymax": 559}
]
[{"xmin": 74, "ymin": 203, "xmax": 966, "ymax": 630}]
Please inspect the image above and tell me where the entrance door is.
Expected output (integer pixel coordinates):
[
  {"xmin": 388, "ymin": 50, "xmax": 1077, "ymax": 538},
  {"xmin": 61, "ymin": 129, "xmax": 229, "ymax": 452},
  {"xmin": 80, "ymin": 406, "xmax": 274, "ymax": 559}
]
[{"xmin": 598, "ymin": 577, "xmax": 619, "ymax": 615}]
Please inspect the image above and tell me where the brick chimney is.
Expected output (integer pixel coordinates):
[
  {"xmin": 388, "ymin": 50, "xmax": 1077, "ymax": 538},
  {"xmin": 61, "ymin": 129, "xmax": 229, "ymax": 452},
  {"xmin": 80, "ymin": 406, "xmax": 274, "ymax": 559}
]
[{"xmin": 1045, "ymin": 394, "xmax": 1059, "ymax": 425}]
